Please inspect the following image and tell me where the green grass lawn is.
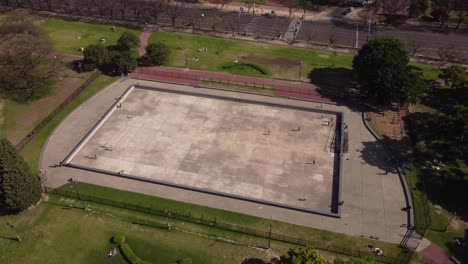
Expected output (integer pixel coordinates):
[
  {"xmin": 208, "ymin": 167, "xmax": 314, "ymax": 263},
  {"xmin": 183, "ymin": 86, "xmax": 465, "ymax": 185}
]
[
  {"xmin": 0, "ymin": 182, "xmax": 414, "ymax": 264},
  {"xmin": 39, "ymin": 18, "xmax": 141, "ymax": 56},
  {"xmin": 53, "ymin": 182, "xmax": 410, "ymax": 262},
  {"xmin": 0, "ymin": 195, "xmax": 265, "ymax": 264},
  {"xmin": 148, "ymin": 31, "xmax": 354, "ymax": 80},
  {"xmin": 19, "ymin": 74, "xmax": 119, "ymax": 172}
]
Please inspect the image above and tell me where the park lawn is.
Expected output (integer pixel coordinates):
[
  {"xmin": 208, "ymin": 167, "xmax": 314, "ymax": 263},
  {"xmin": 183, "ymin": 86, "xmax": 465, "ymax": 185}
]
[
  {"xmin": 39, "ymin": 18, "xmax": 141, "ymax": 56},
  {"xmin": 20, "ymin": 74, "xmax": 120, "ymax": 172},
  {"xmin": 56, "ymin": 182, "xmax": 410, "ymax": 262},
  {"xmin": 0, "ymin": 195, "xmax": 265, "ymax": 264},
  {"xmin": 148, "ymin": 31, "xmax": 354, "ymax": 80},
  {"xmin": 148, "ymin": 31, "xmax": 439, "ymax": 82}
]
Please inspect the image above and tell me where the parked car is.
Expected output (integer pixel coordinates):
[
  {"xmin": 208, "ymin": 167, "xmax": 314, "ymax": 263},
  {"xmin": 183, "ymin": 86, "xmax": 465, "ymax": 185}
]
[{"xmin": 342, "ymin": 7, "xmax": 355, "ymax": 15}]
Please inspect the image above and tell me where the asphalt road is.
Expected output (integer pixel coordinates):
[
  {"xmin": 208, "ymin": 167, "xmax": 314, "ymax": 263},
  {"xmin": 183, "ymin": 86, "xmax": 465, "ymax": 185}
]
[
  {"xmin": 297, "ymin": 19, "xmax": 468, "ymax": 60},
  {"xmin": 152, "ymin": 8, "xmax": 468, "ymax": 60}
]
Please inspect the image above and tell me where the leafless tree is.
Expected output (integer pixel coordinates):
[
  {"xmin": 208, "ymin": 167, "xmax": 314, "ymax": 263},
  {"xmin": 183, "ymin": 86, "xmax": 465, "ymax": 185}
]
[
  {"xmin": 206, "ymin": 12, "xmax": 222, "ymax": 31},
  {"xmin": 407, "ymin": 39, "xmax": 424, "ymax": 56},
  {"xmin": 148, "ymin": 0, "xmax": 163, "ymax": 25},
  {"xmin": 454, "ymin": 0, "xmax": 468, "ymax": 30},
  {"xmin": 163, "ymin": 0, "xmax": 183, "ymax": 26},
  {"xmin": 375, "ymin": 0, "xmax": 411, "ymax": 25},
  {"xmin": 284, "ymin": 0, "xmax": 298, "ymax": 18}
]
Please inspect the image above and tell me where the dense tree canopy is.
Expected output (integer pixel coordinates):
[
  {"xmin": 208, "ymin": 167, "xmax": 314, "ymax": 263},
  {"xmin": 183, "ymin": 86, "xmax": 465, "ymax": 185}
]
[
  {"xmin": 279, "ymin": 245, "xmax": 328, "ymax": 264},
  {"xmin": 83, "ymin": 43, "xmax": 108, "ymax": 71},
  {"xmin": 117, "ymin": 31, "xmax": 140, "ymax": 50},
  {"xmin": 353, "ymin": 38, "xmax": 425, "ymax": 107},
  {"xmin": 0, "ymin": 13, "xmax": 61, "ymax": 100},
  {"xmin": 83, "ymin": 32, "xmax": 137, "ymax": 74},
  {"xmin": 146, "ymin": 42, "xmax": 170, "ymax": 66},
  {"xmin": 0, "ymin": 138, "xmax": 42, "ymax": 212}
]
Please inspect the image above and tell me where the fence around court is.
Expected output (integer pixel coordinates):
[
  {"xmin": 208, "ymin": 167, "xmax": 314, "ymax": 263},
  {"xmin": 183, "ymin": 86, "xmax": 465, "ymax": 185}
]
[
  {"xmin": 49, "ymin": 188, "xmax": 411, "ymax": 263},
  {"xmin": 15, "ymin": 72, "xmax": 100, "ymax": 150},
  {"xmin": 134, "ymin": 67, "xmax": 331, "ymax": 102}
]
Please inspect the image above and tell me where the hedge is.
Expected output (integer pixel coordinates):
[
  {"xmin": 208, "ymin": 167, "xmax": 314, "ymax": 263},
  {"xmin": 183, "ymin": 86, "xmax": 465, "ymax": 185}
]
[
  {"xmin": 220, "ymin": 61, "xmax": 270, "ymax": 75},
  {"xmin": 179, "ymin": 258, "xmax": 193, "ymax": 264},
  {"xmin": 112, "ymin": 235, "xmax": 126, "ymax": 244},
  {"xmin": 119, "ymin": 243, "xmax": 149, "ymax": 264}
]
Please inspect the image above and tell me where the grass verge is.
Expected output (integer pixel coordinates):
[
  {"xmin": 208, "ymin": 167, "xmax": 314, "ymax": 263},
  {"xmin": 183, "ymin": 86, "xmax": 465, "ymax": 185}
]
[
  {"xmin": 19, "ymin": 74, "xmax": 119, "ymax": 172},
  {"xmin": 53, "ymin": 182, "xmax": 411, "ymax": 262},
  {"xmin": 39, "ymin": 18, "xmax": 141, "ymax": 56}
]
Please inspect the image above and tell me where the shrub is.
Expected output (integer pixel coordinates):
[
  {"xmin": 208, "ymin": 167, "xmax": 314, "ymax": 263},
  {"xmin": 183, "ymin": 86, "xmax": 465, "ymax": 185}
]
[
  {"xmin": 118, "ymin": 31, "xmax": 140, "ymax": 50},
  {"xmin": 0, "ymin": 138, "xmax": 42, "ymax": 212},
  {"xmin": 220, "ymin": 61, "xmax": 269, "ymax": 75},
  {"xmin": 112, "ymin": 235, "xmax": 126, "ymax": 244},
  {"xmin": 179, "ymin": 258, "xmax": 193, "ymax": 264},
  {"xmin": 119, "ymin": 243, "xmax": 148, "ymax": 264},
  {"xmin": 146, "ymin": 42, "xmax": 170, "ymax": 66}
]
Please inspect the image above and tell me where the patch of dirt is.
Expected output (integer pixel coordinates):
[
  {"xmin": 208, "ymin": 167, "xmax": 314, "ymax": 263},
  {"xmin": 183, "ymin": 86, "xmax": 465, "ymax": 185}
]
[
  {"xmin": 319, "ymin": 54, "xmax": 330, "ymax": 58},
  {"xmin": 8, "ymin": 67, "xmax": 89, "ymax": 144},
  {"xmin": 244, "ymin": 55, "xmax": 300, "ymax": 69}
]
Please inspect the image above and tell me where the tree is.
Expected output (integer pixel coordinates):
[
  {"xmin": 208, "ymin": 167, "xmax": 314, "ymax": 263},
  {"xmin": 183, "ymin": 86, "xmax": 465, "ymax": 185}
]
[
  {"xmin": 146, "ymin": 42, "xmax": 170, "ymax": 65},
  {"xmin": 431, "ymin": 0, "xmax": 455, "ymax": 28},
  {"xmin": 439, "ymin": 65, "xmax": 467, "ymax": 89},
  {"xmin": 408, "ymin": 0, "xmax": 428, "ymax": 18},
  {"xmin": 453, "ymin": 0, "xmax": 468, "ymax": 30},
  {"xmin": 0, "ymin": 138, "xmax": 42, "ymax": 212},
  {"xmin": 375, "ymin": 0, "xmax": 411, "ymax": 25},
  {"xmin": 83, "ymin": 43, "xmax": 108, "ymax": 70},
  {"xmin": 0, "ymin": 13, "xmax": 61, "ymax": 100},
  {"xmin": 163, "ymin": 0, "xmax": 183, "ymax": 26},
  {"xmin": 298, "ymin": 0, "xmax": 311, "ymax": 14},
  {"xmin": 284, "ymin": 0, "xmax": 299, "ymax": 18},
  {"xmin": 279, "ymin": 245, "xmax": 328, "ymax": 264},
  {"xmin": 117, "ymin": 31, "xmax": 140, "ymax": 50},
  {"xmin": 353, "ymin": 38, "xmax": 425, "ymax": 107},
  {"xmin": 106, "ymin": 49, "xmax": 137, "ymax": 74},
  {"xmin": 407, "ymin": 39, "xmax": 424, "ymax": 56}
]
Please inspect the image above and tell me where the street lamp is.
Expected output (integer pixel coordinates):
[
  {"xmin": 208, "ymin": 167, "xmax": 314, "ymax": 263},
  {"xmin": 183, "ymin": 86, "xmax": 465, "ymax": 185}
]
[
  {"xmin": 184, "ymin": 49, "xmax": 188, "ymax": 68},
  {"xmin": 73, "ymin": 178, "xmax": 88, "ymax": 210},
  {"xmin": 268, "ymin": 216, "xmax": 274, "ymax": 249},
  {"xmin": 298, "ymin": 60, "xmax": 303, "ymax": 82}
]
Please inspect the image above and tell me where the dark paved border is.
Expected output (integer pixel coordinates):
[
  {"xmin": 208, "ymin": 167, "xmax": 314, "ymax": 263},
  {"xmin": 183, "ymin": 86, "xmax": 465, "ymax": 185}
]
[{"xmin": 62, "ymin": 84, "xmax": 345, "ymax": 218}]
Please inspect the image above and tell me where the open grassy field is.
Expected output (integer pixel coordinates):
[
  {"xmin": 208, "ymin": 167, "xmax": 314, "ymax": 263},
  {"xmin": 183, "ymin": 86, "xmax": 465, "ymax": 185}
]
[
  {"xmin": 19, "ymin": 75, "xmax": 119, "ymax": 172},
  {"xmin": 39, "ymin": 18, "xmax": 141, "ymax": 56},
  {"xmin": 148, "ymin": 31, "xmax": 354, "ymax": 80},
  {"xmin": 0, "ymin": 69, "xmax": 94, "ymax": 145},
  {"xmin": 56, "ymin": 183, "xmax": 410, "ymax": 261},
  {"xmin": 0, "ymin": 181, "xmax": 415, "ymax": 264},
  {"xmin": 0, "ymin": 194, "xmax": 267, "ymax": 264}
]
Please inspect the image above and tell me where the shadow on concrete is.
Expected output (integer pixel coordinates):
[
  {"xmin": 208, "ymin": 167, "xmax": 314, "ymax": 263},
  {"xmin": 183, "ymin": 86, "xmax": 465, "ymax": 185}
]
[{"xmin": 359, "ymin": 141, "xmax": 396, "ymax": 174}]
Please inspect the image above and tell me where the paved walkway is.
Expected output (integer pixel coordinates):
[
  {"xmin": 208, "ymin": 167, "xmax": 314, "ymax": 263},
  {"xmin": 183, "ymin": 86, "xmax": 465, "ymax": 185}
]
[
  {"xmin": 416, "ymin": 238, "xmax": 454, "ymax": 264},
  {"xmin": 41, "ymin": 78, "xmax": 408, "ymax": 244}
]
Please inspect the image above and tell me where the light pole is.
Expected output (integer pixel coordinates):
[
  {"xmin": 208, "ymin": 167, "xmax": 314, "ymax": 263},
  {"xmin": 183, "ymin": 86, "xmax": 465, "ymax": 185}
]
[
  {"xmin": 355, "ymin": 23, "xmax": 359, "ymax": 49},
  {"xmin": 268, "ymin": 216, "xmax": 274, "ymax": 249},
  {"xmin": 73, "ymin": 178, "xmax": 87, "ymax": 210},
  {"xmin": 298, "ymin": 60, "xmax": 303, "ymax": 82},
  {"xmin": 366, "ymin": 18, "xmax": 372, "ymax": 42},
  {"xmin": 184, "ymin": 49, "xmax": 188, "ymax": 68}
]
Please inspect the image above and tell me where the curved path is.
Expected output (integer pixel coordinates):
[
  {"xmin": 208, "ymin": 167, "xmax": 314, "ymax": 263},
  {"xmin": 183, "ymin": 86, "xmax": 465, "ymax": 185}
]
[{"xmin": 41, "ymin": 77, "xmax": 408, "ymax": 244}]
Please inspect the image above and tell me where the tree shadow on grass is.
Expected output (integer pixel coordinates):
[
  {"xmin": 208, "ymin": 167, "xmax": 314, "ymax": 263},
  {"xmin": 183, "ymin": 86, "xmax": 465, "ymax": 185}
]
[{"xmin": 308, "ymin": 67, "xmax": 363, "ymax": 111}]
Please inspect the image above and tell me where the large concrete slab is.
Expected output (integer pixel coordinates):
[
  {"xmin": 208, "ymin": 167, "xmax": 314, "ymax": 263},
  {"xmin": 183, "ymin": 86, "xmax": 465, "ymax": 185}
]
[
  {"xmin": 41, "ymin": 79, "xmax": 407, "ymax": 243},
  {"xmin": 68, "ymin": 87, "xmax": 337, "ymax": 212}
]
